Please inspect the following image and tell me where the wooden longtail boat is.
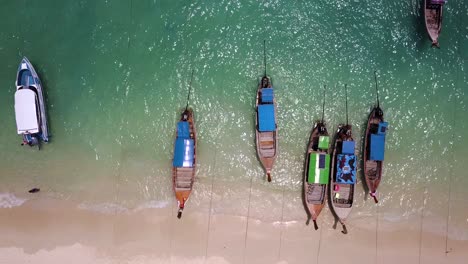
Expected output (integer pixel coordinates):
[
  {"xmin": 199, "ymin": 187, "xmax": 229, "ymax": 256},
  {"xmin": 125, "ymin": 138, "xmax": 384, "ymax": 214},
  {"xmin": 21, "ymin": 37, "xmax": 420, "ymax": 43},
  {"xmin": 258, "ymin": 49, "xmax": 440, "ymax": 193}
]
[
  {"xmin": 255, "ymin": 41, "xmax": 278, "ymax": 182},
  {"xmin": 330, "ymin": 85, "xmax": 356, "ymax": 234},
  {"xmin": 304, "ymin": 86, "xmax": 330, "ymax": 230},
  {"xmin": 364, "ymin": 72, "xmax": 388, "ymax": 203},
  {"xmin": 173, "ymin": 72, "xmax": 197, "ymax": 219},
  {"xmin": 424, "ymin": 0, "xmax": 447, "ymax": 48}
]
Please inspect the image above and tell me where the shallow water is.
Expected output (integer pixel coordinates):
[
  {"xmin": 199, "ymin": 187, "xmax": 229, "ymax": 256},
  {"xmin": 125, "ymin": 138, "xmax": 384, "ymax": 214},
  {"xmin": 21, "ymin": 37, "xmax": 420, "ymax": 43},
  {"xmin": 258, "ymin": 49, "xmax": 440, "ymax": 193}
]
[{"xmin": 0, "ymin": 0, "xmax": 467, "ymax": 261}]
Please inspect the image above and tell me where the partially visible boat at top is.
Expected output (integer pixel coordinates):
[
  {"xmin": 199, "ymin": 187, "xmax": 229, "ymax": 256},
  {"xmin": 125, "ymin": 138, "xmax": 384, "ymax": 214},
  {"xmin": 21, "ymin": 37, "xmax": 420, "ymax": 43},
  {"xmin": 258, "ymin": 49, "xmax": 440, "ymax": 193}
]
[
  {"xmin": 424, "ymin": 0, "xmax": 447, "ymax": 48},
  {"xmin": 329, "ymin": 84, "xmax": 356, "ymax": 234},
  {"xmin": 14, "ymin": 57, "xmax": 49, "ymax": 148},
  {"xmin": 172, "ymin": 71, "xmax": 197, "ymax": 219},
  {"xmin": 303, "ymin": 85, "xmax": 330, "ymax": 230},
  {"xmin": 255, "ymin": 41, "xmax": 278, "ymax": 182},
  {"xmin": 364, "ymin": 72, "xmax": 388, "ymax": 203}
]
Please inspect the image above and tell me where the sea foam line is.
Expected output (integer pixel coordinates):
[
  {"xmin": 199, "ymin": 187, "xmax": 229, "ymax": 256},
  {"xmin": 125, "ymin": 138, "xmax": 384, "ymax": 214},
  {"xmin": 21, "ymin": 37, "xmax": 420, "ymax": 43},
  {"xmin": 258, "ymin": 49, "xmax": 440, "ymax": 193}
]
[
  {"xmin": 77, "ymin": 200, "xmax": 170, "ymax": 214},
  {"xmin": 0, "ymin": 193, "xmax": 28, "ymax": 208}
]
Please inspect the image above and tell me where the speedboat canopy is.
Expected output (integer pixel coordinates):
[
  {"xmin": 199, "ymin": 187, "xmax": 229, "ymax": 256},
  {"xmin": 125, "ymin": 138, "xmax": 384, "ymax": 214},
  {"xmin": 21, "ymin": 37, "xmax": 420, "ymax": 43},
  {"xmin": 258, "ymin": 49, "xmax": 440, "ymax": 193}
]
[{"xmin": 14, "ymin": 89, "xmax": 39, "ymax": 134}]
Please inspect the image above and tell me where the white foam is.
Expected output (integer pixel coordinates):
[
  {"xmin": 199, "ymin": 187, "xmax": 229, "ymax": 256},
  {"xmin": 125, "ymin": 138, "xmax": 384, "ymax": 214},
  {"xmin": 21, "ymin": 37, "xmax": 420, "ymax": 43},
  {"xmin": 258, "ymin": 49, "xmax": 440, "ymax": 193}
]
[
  {"xmin": 0, "ymin": 193, "xmax": 27, "ymax": 208},
  {"xmin": 134, "ymin": 200, "xmax": 170, "ymax": 211},
  {"xmin": 77, "ymin": 202, "xmax": 128, "ymax": 214},
  {"xmin": 272, "ymin": 220, "xmax": 298, "ymax": 227},
  {"xmin": 77, "ymin": 200, "xmax": 170, "ymax": 215}
]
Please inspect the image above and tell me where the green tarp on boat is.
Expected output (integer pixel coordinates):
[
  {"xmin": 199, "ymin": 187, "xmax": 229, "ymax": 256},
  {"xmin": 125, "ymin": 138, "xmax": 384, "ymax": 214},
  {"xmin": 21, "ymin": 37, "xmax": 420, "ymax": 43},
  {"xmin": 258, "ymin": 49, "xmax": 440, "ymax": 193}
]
[
  {"xmin": 318, "ymin": 136, "xmax": 329, "ymax": 150},
  {"xmin": 308, "ymin": 153, "xmax": 330, "ymax": 184}
]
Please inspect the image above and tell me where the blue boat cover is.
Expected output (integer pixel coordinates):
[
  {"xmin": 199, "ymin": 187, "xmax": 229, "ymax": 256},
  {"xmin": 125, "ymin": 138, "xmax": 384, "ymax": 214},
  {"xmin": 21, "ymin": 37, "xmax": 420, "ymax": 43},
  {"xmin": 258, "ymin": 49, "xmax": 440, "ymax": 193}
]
[
  {"xmin": 370, "ymin": 134, "xmax": 385, "ymax": 161},
  {"xmin": 377, "ymin": 122, "xmax": 388, "ymax": 135},
  {"xmin": 342, "ymin": 140, "xmax": 355, "ymax": 155},
  {"xmin": 258, "ymin": 104, "xmax": 276, "ymax": 132},
  {"xmin": 336, "ymin": 154, "xmax": 357, "ymax": 184},
  {"xmin": 261, "ymin": 88, "xmax": 274, "ymax": 103},
  {"xmin": 173, "ymin": 138, "xmax": 194, "ymax": 167},
  {"xmin": 177, "ymin": 121, "xmax": 190, "ymax": 138}
]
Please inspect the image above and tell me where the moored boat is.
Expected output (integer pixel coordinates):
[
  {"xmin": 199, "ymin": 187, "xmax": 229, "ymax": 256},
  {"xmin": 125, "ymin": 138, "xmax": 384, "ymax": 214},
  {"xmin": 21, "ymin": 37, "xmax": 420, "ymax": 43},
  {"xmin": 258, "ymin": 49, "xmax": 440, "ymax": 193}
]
[
  {"xmin": 14, "ymin": 57, "xmax": 49, "ymax": 148},
  {"xmin": 330, "ymin": 85, "xmax": 356, "ymax": 234},
  {"xmin": 255, "ymin": 41, "xmax": 278, "ymax": 182},
  {"xmin": 364, "ymin": 72, "xmax": 388, "ymax": 203},
  {"xmin": 173, "ymin": 72, "xmax": 197, "ymax": 219},
  {"xmin": 424, "ymin": 0, "xmax": 447, "ymax": 48},
  {"xmin": 304, "ymin": 86, "xmax": 330, "ymax": 230}
]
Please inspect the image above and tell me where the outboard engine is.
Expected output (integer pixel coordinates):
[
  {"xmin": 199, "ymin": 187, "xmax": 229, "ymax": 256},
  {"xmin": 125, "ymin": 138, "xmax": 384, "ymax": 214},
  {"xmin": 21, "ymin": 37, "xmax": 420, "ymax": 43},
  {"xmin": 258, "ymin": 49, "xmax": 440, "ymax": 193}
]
[{"xmin": 22, "ymin": 134, "xmax": 39, "ymax": 147}]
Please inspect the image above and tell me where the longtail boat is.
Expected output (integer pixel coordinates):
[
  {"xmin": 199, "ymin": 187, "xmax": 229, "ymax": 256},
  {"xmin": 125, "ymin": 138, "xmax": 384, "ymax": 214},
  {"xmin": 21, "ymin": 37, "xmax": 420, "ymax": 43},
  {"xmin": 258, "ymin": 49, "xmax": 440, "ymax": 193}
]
[
  {"xmin": 364, "ymin": 72, "xmax": 388, "ymax": 203},
  {"xmin": 15, "ymin": 57, "xmax": 49, "ymax": 149},
  {"xmin": 304, "ymin": 85, "xmax": 330, "ymax": 230},
  {"xmin": 330, "ymin": 84, "xmax": 356, "ymax": 234},
  {"xmin": 173, "ymin": 71, "xmax": 197, "ymax": 219},
  {"xmin": 424, "ymin": 0, "xmax": 447, "ymax": 48},
  {"xmin": 255, "ymin": 40, "xmax": 277, "ymax": 182}
]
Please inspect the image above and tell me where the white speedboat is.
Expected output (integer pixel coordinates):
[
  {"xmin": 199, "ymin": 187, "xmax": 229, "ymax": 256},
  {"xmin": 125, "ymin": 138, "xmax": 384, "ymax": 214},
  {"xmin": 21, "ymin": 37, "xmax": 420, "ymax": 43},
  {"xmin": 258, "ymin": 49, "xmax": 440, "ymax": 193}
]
[{"xmin": 15, "ymin": 57, "xmax": 49, "ymax": 148}]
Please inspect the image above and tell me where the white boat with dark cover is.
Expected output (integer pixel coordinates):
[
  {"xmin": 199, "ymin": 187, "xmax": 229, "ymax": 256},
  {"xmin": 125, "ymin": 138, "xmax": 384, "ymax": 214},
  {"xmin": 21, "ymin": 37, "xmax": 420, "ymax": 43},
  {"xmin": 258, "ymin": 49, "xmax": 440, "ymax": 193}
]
[{"xmin": 15, "ymin": 57, "xmax": 49, "ymax": 148}]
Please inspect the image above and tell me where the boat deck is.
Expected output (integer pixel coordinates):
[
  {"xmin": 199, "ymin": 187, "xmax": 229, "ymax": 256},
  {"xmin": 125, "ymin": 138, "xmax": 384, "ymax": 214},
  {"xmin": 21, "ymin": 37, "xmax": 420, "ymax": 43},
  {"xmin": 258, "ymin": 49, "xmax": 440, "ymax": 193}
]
[
  {"xmin": 258, "ymin": 131, "xmax": 276, "ymax": 157},
  {"xmin": 306, "ymin": 184, "xmax": 326, "ymax": 204},
  {"xmin": 332, "ymin": 184, "xmax": 353, "ymax": 208},
  {"xmin": 174, "ymin": 166, "xmax": 194, "ymax": 190}
]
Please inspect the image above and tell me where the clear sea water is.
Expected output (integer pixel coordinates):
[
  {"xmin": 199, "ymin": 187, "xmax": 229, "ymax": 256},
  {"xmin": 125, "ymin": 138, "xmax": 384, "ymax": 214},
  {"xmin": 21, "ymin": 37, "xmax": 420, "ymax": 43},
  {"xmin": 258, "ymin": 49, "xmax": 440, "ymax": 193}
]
[{"xmin": 0, "ymin": 0, "xmax": 467, "ymax": 257}]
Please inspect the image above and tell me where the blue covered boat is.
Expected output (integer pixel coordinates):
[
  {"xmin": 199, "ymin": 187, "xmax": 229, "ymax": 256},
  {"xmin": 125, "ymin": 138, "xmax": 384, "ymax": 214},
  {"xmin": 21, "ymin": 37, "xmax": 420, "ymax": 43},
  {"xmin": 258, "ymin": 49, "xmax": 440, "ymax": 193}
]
[
  {"xmin": 255, "ymin": 76, "xmax": 278, "ymax": 182},
  {"xmin": 14, "ymin": 57, "xmax": 49, "ymax": 148},
  {"xmin": 330, "ymin": 125, "xmax": 356, "ymax": 234},
  {"xmin": 364, "ymin": 72, "xmax": 388, "ymax": 203},
  {"xmin": 172, "ymin": 108, "xmax": 196, "ymax": 219},
  {"xmin": 364, "ymin": 107, "xmax": 387, "ymax": 203}
]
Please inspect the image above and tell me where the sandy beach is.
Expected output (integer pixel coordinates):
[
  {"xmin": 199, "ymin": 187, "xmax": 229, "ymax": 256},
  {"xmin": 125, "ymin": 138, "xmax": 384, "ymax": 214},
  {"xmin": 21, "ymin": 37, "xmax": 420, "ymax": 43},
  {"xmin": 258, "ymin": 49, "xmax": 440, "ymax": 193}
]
[{"xmin": 1, "ymin": 187, "xmax": 467, "ymax": 264}]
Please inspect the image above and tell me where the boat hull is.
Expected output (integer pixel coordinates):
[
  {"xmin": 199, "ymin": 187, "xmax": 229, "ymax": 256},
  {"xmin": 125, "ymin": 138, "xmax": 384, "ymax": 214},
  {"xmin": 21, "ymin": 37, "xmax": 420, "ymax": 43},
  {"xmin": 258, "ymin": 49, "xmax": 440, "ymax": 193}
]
[
  {"xmin": 329, "ymin": 125, "xmax": 355, "ymax": 229},
  {"xmin": 172, "ymin": 109, "xmax": 196, "ymax": 218},
  {"xmin": 303, "ymin": 122, "xmax": 329, "ymax": 227},
  {"xmin": 363, "ymin": 107, "xmax": 384, "ymax": 202},
  {"xmin": 255, "ymin": 76, "xmax": 278, "ymax": 181},
  {"xmin": 424, "ymin": 0, "xmax": 444, "ymax": 47}
]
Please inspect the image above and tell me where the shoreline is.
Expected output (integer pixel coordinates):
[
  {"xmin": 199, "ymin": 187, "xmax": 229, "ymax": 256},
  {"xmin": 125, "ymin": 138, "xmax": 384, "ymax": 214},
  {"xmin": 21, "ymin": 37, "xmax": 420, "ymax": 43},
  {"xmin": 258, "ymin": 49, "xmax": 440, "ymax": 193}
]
[{"xmin": 1, "ymin": 196, "xmax": 467, "ymax": 264}]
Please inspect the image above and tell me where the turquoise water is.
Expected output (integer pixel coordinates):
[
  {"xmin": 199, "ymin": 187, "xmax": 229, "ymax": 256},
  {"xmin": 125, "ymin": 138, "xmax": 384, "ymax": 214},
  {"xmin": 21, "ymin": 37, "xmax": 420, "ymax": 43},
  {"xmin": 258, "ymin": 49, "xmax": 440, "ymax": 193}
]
[{"xmin": 0, "ymin": 0, "xmax": 467, "ymax": 257}]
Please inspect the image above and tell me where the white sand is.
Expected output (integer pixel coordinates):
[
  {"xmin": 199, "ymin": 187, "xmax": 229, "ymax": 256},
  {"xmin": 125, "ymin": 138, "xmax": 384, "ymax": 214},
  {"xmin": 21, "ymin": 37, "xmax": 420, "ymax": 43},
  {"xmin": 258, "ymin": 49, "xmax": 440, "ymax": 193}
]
[{"xmin": 1, "ymin": 196, "xmax": 467, "ymax": 264}]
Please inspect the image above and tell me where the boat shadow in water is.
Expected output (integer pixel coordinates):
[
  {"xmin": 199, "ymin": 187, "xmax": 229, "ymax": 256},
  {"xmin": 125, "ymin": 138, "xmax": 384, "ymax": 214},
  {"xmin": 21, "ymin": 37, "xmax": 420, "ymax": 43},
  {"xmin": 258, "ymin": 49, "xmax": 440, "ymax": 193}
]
[
  {"xmin": 360, "ymin": 114, "xmax": 371, "ymax": 201},
  {"xmin": 33, "ymin": 62, "xmax": 53, "ymax": 142},
  {"xmin": 301, "ymin": 136, "xmax": 312, "ymax": 226}
]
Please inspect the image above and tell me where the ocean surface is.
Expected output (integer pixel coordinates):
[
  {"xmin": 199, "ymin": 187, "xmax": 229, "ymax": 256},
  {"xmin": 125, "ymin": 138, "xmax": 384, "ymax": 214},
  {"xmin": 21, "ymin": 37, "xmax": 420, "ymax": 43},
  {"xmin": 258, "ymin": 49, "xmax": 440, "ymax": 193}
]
[{"xmin": 0, "ymin": 0, "xmax": 467, "ymax": 261}]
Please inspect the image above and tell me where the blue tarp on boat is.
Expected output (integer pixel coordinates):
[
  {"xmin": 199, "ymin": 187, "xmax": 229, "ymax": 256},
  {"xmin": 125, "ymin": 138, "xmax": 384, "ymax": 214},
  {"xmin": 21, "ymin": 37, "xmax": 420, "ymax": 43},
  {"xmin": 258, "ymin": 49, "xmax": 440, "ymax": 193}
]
[
  {"xmin": 258, "ymin": 104, "xmax": 276, "ymax": 132},
  {"xmin": 336, "ymin": 154, "xmax": 357, "ymax": 184},
  {"xmin": 261, "ymin": 88, "xmax": 274, "ymax": 103},
  {"xmin": 177, "ymin": 121, "xmax": 190, "ymax": 138},
  {"xmin": 173, "ymin": 138, "xmax": 194, "ymax": 167},
  {"xmin": 370, "ymin": 134, "xmax": 385, "ymax": 161},
  {"xmin": 377, "ymin": 122, "xmax": 388, "ymax": 135},
  {"xmin": 342, "ymin": 140, "xmax": 355, "ymax": 155}
]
